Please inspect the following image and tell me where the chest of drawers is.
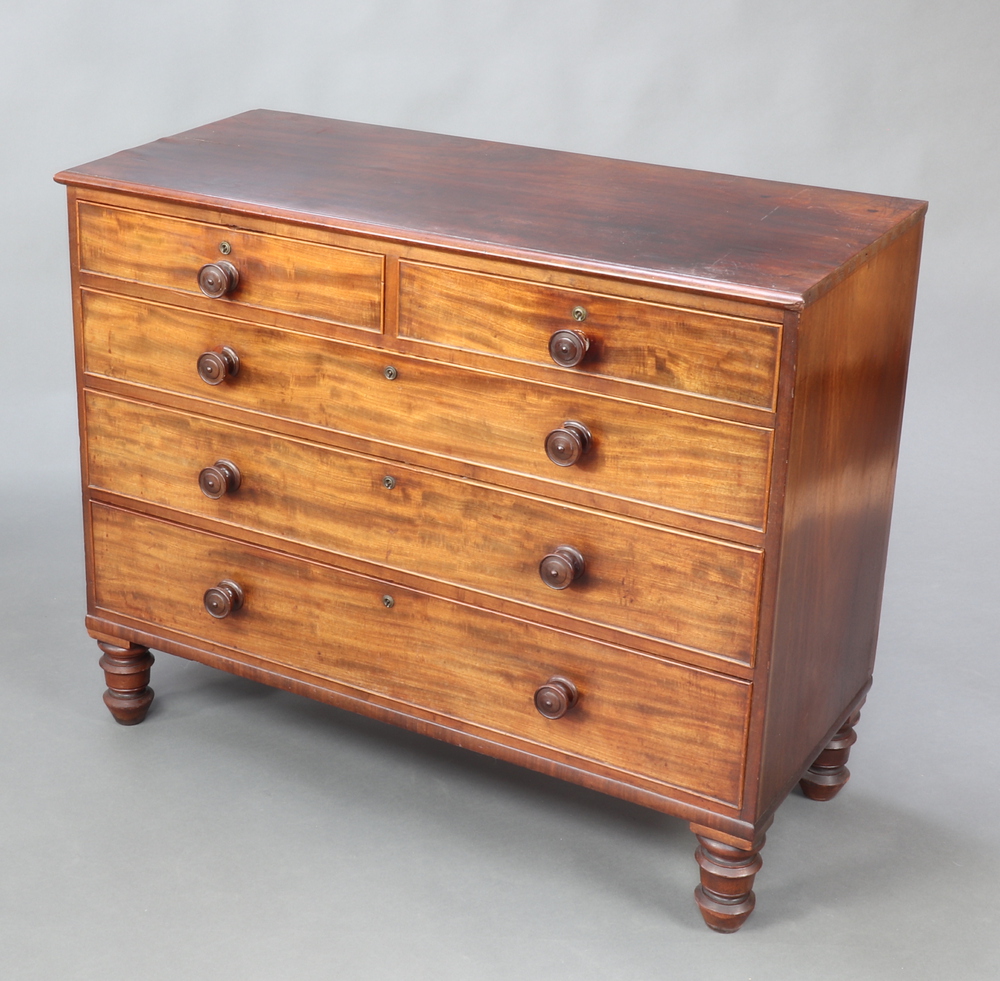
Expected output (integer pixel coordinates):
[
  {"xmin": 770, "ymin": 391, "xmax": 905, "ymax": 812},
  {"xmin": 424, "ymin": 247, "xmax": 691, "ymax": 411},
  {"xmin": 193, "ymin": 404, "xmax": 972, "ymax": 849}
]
[{"xmin": 56, "ymin": 111, "xmax": 925, "ymax": 931}]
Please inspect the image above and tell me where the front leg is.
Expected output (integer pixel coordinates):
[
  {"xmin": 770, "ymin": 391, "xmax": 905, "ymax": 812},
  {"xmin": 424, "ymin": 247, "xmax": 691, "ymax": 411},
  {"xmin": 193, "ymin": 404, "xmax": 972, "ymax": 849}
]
[
  {"xmin": 691, "ymin": 831, "xmax": 765, "ymax": 932},
  {"xmin": 97, "ymin": 641, "xmax": 155, "ymax": 725}
]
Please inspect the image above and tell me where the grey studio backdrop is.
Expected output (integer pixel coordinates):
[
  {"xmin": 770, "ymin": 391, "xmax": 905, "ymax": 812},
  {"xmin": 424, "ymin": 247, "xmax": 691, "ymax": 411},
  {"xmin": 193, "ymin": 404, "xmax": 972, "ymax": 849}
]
[{"xmin": 1, "ymin": 2, "xmax": 997, "ymax": 978}]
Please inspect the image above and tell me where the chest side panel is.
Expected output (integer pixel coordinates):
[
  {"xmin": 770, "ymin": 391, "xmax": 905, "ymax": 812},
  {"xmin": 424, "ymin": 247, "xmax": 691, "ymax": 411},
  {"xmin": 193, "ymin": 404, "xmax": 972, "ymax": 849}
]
[{"xmin": 756, "ymin": 219, "xmax": 924, "ymax": 813}]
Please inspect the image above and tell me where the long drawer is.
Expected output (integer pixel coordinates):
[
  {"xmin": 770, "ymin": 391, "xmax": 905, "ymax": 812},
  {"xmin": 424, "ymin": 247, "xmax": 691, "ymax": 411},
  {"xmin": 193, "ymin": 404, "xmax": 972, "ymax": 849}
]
[
  {"xmin": 81, "ymin": 289, "xmax": 773, "ymax": 528},
  {"xmin": 398, "ymin": 260, "xmax": 781, "ymax": 408},
  {"xmin": 85, "ymin": 391, "xmax": 762, "ymax": 663},
  {"xmin": 76, "ymin": 201, "xmax": 384, "ymax": 331},
  {"xmin": 90, "ymin": 503, "xmax": 751, "ymax": 805}
]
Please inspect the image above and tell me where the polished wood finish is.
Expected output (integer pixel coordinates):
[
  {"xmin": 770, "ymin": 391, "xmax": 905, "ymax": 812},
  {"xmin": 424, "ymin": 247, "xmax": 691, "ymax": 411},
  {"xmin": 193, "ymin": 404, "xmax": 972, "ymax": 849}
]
[
  {"xmin": 80, "ymin": 290, "xmax": 773, "ymax": 528},
  {"xmin": 77, "ymin": 200, "xmax": 383, "ymax": 330},
  {"xmin": 538, "ymin": 546, "xmax": 586, "ymax": 591},
  {"xmin": 196, "ymin": 345, "xmax": 240, "ymax": 385},
  {"xmin": 693, "ymin": 833, "xmax": 765, "ymax": 932},
  {"xmin": 58, "ymin": 111, "xmax": 925, "ymax": 931},
  {"xmin": 83, "ymin": 392, "xmax": 763, "ymax": 662},
  {"xmin": 399, "ymin": 260, "xmax": 780, "ymax": 407},
  {"xmin": 799, "ymin": 709, "xmax": 862, "ymax": 801},
  {"xmin": 755, "ymin": 222, "xmax": 924, "ymax": 814},
  {"xmin": 97, "ymin": 640, "xmax": 154, "ymax": 725},
  {"xmin": 543, "ymin": 420, "xmax": 593, "ymax": 468},
  {"xmin": 57, "ymin": 110, "xmax": 922, "ymax": 303},
  {"xmin": 198, "ymin": 459, "xmax": 241, "ymax": 499},
  {"xmin": 90, "ymin": 503, "xmax": 751, "ymax": 805},
  {"xmin": 202, "ymin": 579, "xmax": 244, "ymax": 619},
  {"xmin": 534, "ymin": 677, "xmax": 579, "ymax": 720},
  {"xmin": 548, "ymin": 329, "xmax": 590, "ymax": 368},
  {"xmin": 197, "ymin": 260, "xmax": 239, "ymax": 298}
]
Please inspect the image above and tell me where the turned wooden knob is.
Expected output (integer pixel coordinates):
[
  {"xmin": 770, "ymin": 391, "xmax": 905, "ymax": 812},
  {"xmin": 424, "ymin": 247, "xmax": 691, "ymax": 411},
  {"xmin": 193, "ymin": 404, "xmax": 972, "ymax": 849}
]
[
  {"xmin": 197, "ymin": 345, "xmax": 240, "ymax": 385},
  {"xmin": 544, "ymin": 420, "xmax": 592, "ymax": 467},
  {"xmin": 203, "ymin": 579, "xmax": 244, "ymax": 618},
  {"xmin": 548, "ymin": 329, "xmax": 590, "ymax": 367},
  {"xmin": 539, "ymin": 545, "xmax": 585, "ymax": 589},
  {"xmin": 198, "ymin": 460, "xmax": 241, "ymax": 499},
  {"xmin": 534, "ymin": 677, "xmax": 579, "ymax": 719},
  {"xmin": 197, "ymin": 260, "xmax": 239, "ymax": 298}
]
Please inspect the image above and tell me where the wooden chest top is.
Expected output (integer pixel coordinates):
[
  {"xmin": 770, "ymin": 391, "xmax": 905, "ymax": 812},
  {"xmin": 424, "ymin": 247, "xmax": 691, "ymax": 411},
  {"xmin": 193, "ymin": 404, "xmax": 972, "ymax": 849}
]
[{"xmin": 56, "ymin": 109, "xmax": 924, "ymax": 304}]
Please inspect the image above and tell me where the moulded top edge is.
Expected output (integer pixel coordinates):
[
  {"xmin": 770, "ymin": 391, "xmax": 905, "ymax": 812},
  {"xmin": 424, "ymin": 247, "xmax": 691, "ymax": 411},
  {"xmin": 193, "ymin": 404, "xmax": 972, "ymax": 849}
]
[{"xmin": 56, "ymin": 109, "xmax": 927, "ymax": 304}]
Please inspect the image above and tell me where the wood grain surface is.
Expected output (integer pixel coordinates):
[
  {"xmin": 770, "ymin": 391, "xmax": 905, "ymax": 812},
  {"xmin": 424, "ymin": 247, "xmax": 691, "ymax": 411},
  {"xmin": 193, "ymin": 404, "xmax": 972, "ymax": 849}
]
[
  {"xmin": 57, "ymin": 110, "xmax": 928, "ymax": 931},
  {"xmin": 85, "ymin": 390, "xmax": 762, "ymax": 662},
  {"xmin": 756, "ymin": 220, "xmax": 924, "ymax": 810},
  {"xmin": 77, "ymin": 200, "xmax": 384, "ymax": 331},
  {"xmin": 81, "ymin": 289, "xmax": 773, "ymax": 528},
  {"xmin": 90, "ymin": 502, "xmax": 751, "ymax": 805},
  {"xmin": 57, "ymin": 110, "xmax": 926, "ymax": 303},
  {"xmin": 398, "ymin": 260, "xmax": 780, "ymax": 408}
]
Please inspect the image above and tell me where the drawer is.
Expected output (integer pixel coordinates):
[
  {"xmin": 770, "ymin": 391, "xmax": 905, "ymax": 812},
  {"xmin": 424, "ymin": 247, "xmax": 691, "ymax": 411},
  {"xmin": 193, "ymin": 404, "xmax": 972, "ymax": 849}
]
[
  {"xmin": 398, "ymin": 261, "xmax": 780, "ymax": 408},
  {"xmin": 81, "ymin": 290, "xmax": 773, "ymax": 529},
  {"xmin": 85, "ymin": 392, "xmax": 763, "ymax": 663},
  {"xmin": 76, "ymin": 200, "xmax": 384, "ymax": 331},
  {"xmin": 90, "ymin": 503, "xmax": 751, "ymax": 805}
]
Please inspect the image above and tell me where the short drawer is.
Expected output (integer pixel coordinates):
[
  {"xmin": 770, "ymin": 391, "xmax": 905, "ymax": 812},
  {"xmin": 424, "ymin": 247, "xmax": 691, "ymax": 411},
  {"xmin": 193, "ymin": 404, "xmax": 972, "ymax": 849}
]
[
  {"xmin": 76, "ymin": 200, "xmax": 384, "ymax": 331},
  {"xmin": 398, "ymin": 261, "xmax": 780, "ymax": 408},
  {"xmin": 81, "ymin": 290, "xmax": 773, "ymax": 529},
  {"xmin": 90, "ymin": 503, "xmax": 751, "ymax": 805},
  {"xmin": 85, "ymin": 391, "xmax": 763, "ymax": 663}
]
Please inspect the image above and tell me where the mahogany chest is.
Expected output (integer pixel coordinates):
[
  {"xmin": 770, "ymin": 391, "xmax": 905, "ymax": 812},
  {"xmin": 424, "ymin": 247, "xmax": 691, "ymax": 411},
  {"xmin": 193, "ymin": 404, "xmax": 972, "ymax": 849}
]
[{"xmin": 56, "ymin": 111, "xmax": 925, "ymax": 930}]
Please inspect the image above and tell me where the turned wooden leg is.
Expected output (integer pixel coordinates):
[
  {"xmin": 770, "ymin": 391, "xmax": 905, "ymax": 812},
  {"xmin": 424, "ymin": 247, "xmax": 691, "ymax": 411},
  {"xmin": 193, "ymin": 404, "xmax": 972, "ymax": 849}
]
[
  {"xmin": 799, "ymin": 710, "xmax": 861, "ymax": 801},
  {"xmin": 693, "ymin": 833, "xmax": 765, "ymax": 933},
  {"xmin": 98, "ymin": 641, "xmax": 155, "ymax": 725}
]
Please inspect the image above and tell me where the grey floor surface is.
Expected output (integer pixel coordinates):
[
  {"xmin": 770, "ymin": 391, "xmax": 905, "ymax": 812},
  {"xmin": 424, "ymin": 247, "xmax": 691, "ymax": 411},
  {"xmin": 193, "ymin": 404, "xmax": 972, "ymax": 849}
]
[{"xmin": 2, "ymin": 403, "xmax": 998, "ymax": 981}]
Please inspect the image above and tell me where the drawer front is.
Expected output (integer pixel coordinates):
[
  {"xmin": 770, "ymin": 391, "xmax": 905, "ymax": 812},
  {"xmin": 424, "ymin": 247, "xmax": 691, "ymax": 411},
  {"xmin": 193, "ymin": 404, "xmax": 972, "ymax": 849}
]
[
  {"xmin": 81, "ymin": 291, "xmax": 772, "ymax": 528},
  {"xmin": 398, "ymin": 261, "xmax": 780, "ymax": 408},
  {"xmin": 85, "ymin": 392, "xmax": 763, "ymax": 663},
  {"xmin": 76, "ymin": 201, "xmax": 384, "ymax": 331},
  {"xmin": 90, "ymin": 503, "xmax": 750, "ymax": 805}
]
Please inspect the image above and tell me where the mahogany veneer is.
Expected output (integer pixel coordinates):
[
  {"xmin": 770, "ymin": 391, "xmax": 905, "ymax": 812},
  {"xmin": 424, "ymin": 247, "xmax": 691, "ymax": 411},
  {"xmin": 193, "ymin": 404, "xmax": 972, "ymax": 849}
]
[{"xmin": 56, "ymin": 111, "xmax": 925, "ymax": 931}]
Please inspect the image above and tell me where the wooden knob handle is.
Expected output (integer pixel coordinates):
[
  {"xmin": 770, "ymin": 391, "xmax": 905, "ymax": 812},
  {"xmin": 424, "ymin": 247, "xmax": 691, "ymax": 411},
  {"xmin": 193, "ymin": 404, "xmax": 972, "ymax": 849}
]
[
  {"xmin": 544, "ymin": 420, "xmax": 592, "ymax": 467},
  {"xmin": 549, "ymin": 329, "xmax": 590, "ymax": 367},
  {"xmin": 197, "ymin": 345, "xmax": 240, "ymax": 385},
  {"xmin": 539, "ymin": 545, "xmax": 585, "ymax": 589},
  {"xmin": 198, "ymin": 460, "xmax": 241, "ymax": 499},
  {"xmin": 198, "ymin": 260, "xmax": 239, "ymax": 298},
  {"xmin": 203, "ymin": 580, "xmax": 244, "ymax": 619},
  {"xmin": 534, "ymin": 677, "xmax": 579, "ymax": 719}
]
